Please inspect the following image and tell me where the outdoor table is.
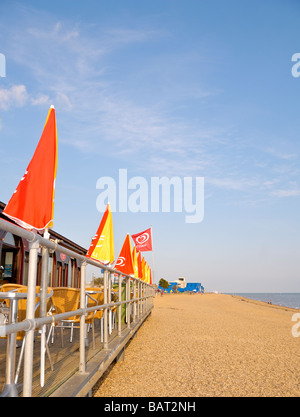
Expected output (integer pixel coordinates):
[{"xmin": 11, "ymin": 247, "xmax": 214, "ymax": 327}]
[{"xmin": 0, "ymin": 291, "xmax": 39, "ymax": 397}]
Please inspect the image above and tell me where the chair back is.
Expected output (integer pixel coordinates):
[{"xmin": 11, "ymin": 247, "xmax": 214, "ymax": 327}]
[
  {"xmin": 0, "ymin": 283, "xmax": 26, "ymax": 292},
  {"xmin": 0, "ymin": 284, "xmax": 26, "ymax": 308},
  {"xmin": 16, "ymin": 286, "xmax": 52, "ymax": 319},
  {"xmin": 0, "ymin": 285, "xmax": 52, "ymax": 340},
  {"xmin": 51, "ymin": 287, "xmax": 80, "ymax": 321},
  {"xmin": 16, "ymin": 287, "xmax": 40, "ymax": 339},
  {"xmin": 85, "ymin": 287, "xmax": 104, "ymax": 319}
]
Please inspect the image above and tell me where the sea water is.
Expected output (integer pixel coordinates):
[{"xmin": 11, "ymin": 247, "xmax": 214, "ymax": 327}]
[{"xmin": 233, "ymin": 293, "xmax": 300, "ymax": 309}]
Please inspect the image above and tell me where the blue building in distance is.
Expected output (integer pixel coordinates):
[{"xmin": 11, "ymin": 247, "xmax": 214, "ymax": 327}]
[{"xmin": 158, "ymin": 277, "xmax": 204, "ymax": 293}]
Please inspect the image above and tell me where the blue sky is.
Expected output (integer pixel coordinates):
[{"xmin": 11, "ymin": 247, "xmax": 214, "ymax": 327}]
[{"xmin": 0, "ymin": 0, "xmax": 299, "ymax": 292}]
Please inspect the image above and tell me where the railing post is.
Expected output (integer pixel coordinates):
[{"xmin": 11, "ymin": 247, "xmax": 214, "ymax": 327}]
[
  {"xmin": 136, "ymin": 280, "xmax": 139, "ymax": 320},
  {"xmin": 79, "ymin": 261, "xmax": 87, "ymax": 374},
  {"xmin": 40, "ymin": 243, "xmax": 49, "ymax": 387},
  {"xmin": 126, "ymin": 276, "xmax": 130, "ymax": 329},
  {"xmin": 108, "ymin": 272, "xmax": 112, "ymax": 334},
  {"xmin": 118, "ymin": 274, "xmax": 122, "ymax": 336},
  {"xmin": 138, "ymin": 280, "xmax": 141, "ymax": 319},
  {"xmin": 3, "ymin": 296, "xmax": 18, "ymax": 397},
  {"xmin": 133, "ymin": 279, "xmax": 137, "ymax": 323},
  {"xmin": 142, "ymin": 282, "xmax": 145, "ymax": 315},
  {"xmin": 103, "ymin": 270, "xmax": 108, "ymax": 349},
  {"xmin": 23, "ymin": 238, "xmax": 39, "ymax": 397}
]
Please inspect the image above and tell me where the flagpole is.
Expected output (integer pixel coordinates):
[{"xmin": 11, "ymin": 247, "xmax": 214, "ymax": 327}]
[
  {"xmin": 40, "ymin": 228, "xmax": 50, "ymax": 387},
  {"xmin": 151, "ymin": 225, "xmax": 155, "ymax": 285}
]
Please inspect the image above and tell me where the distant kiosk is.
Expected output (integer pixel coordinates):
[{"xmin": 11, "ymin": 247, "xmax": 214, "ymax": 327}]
[{"xmin": 176, "ymin": 277, "xmax": 187, "ymax": 289}]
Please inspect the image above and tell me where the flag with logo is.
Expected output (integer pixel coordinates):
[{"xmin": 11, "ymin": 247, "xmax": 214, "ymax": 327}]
[
  {"xmin": 86, "ymin": 203, "xmax": 114, "ymax": 264},
  {"xmin": 131, "ymin": 227, "xmax": 152, "ymax": 252},
  {"xmin": 3, "ymin": 106, "xmax": 57, "ymax": 231},
  {"xmin": 115, "ymin": 234, "xmax": 134, "ymax": 275}
]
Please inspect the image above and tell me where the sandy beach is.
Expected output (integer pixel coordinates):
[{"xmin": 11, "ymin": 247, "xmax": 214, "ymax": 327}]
[{"xmin": 93, "ymin": 293, "xmax": 300, "ymax": 397}]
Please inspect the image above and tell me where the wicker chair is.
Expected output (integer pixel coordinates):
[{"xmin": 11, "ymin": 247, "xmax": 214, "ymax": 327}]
[
  {"xmin": 0, "ymin": 284, "xmax": 26, "ymax": 309},
  {"xmin": 16, "ymin": 286, "xmax": 53, "ymax": 339},
  {"xmin": 47, "ymin": 287, "xmax": 80, "ymax": 347},
  {"xmin": 0, "ymin": 283, "xmax": 26, "ymax": 292},
  {"xmin": 86, "ymin": 287, "xmax": 119, "ymax": 340},
  {"xmin": 0, "ymin": 284, "xmax": 26, "ymax": 325},
  {"xmin": 48, "ymin": 287, "xmax": 97, "ymax": 348},
  {"xmin": 0, "ymin": 285, "xmax": 53, "ymax": 384},
  {"xmin": 85, "ymin": 287, "xmax": 104, "ymax": 343}
]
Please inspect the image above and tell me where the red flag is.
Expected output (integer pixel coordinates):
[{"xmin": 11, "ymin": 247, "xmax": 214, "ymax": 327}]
[
  {"xmin": 86, "ymin": 203, "xmax": 114, "ymax": 264},
  {"xmin": 3, "ymin": 106, "xmax": 57, "ymax": 231},
  {"xmin": 115, "ymin": 234, "xmax": 134, "ymax": 275},
  {"xmin": 131, "ymin": 227, "xmax": 152, "ymax": 252}
]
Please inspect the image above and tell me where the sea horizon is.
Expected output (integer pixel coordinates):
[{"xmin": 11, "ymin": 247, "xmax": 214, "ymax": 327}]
[{"xmin": 228, "ymin": 292, "xmax": 300, "ymax": 310}]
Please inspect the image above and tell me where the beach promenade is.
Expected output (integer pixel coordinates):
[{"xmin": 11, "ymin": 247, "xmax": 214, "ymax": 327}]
[{"xmin": 93, "ymin": 293, "xmax": 300, "ymax": 397}]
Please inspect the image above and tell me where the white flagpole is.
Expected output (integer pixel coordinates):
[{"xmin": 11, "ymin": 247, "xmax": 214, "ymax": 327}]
[
  {"xmin": 151, "ymin": 226, "xmax": 155, "ymax": 285},
  {"xmin": 40, "ymin": 228, "xmax": 49, "ymax": 387}
]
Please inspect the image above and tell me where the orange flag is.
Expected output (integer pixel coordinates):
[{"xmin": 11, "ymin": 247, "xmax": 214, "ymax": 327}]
[
  {"xmin": 115, "ymin": 234, "xmax": 134, "ymax": 276},
  {"xmin": 86, "ymin": 203, "xmax": 114, "ymax": 264},
  {"xmin": 3, "ymin": 106, "xmax": 57, "ymax": 231}
]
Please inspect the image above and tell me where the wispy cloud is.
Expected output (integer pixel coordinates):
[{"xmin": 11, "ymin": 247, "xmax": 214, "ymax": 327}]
[
  {"xmin": 0, "ymin": 85, "xmax": 28, "ymax": 110},
  {"xmin": 0, "ymin": 85, "xmax": 52, "ymax": 109},
  {"xmin": 265, "ymin": 147, "xmax": 297, "ymax": 160},
  {"xmin": 2, "ymin": 13, "xmax": 224, "ymax": 166},
  {"xmin": 206, "ymin": 176, "xmax": 259, "ymax": 191},
  {"xmin": 270, "ymin": 189, "xmax": 300, "ymax": 198},
  {"xmin": 31, "ymin": 94, "xmax": 50, "ymax": 106}
]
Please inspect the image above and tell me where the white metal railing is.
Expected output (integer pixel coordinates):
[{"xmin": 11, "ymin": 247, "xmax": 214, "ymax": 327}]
[{"xmin": 0, "ymin": 218, "xmax": 154, "ymax": 397}]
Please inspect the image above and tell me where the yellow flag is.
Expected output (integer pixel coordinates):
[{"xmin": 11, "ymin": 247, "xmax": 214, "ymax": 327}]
[
  {"xmin": 132, "ymin": 246, "xmax": 139, "ymax": 278},
  {"xmin": 141, "ymin": 257, "xmax": 145, "ymax": 281},
  {"xmin": 144, "ymin": 260, "xmax": 148, "ymax": 283},
  {"xmin": 87, "ymin": 203, "xmax": 114, "ymax": 264}
]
